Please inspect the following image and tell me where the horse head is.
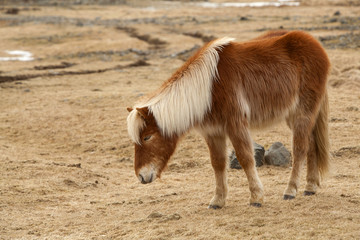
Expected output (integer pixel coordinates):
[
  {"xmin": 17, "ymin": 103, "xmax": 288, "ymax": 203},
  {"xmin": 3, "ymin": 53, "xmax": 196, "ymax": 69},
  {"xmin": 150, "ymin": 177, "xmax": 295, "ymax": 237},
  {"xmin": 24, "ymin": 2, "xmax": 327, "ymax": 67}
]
[{"xmin": 127, "ymin": 107, "xmax": 179, "ymax": 184}]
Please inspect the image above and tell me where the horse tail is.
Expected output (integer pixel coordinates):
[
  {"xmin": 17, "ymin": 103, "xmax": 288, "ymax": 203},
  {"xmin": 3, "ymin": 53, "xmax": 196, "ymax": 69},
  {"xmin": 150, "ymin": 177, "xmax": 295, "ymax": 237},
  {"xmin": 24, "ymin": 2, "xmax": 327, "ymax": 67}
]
[{"xmin": 313, "ymin": 90, "xmax": 330, "ymax": 178}]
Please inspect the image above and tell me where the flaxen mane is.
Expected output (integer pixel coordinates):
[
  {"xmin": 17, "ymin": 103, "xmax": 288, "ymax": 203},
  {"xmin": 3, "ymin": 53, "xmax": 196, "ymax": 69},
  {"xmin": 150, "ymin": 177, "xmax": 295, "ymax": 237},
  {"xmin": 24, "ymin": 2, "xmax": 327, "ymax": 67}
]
[{"xmin": 127, "ymin": 37, "xmax": 234, "ymax": 144}]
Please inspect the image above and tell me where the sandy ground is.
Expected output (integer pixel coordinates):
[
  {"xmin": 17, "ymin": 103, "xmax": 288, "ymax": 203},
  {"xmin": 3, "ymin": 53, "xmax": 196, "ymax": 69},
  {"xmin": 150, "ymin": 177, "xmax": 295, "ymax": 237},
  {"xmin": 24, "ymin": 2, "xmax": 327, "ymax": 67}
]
[{"xmin": 1, "ymin": 0, "xmax": 360, "ymax": 239}]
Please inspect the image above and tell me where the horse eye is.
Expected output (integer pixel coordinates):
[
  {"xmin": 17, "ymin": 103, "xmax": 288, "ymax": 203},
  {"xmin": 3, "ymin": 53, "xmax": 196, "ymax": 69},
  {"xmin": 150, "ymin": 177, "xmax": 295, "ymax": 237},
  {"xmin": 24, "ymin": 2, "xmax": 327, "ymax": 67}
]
[{"xmin": 143, "ymin": 135, "xmax": 152, "ymax": 141}]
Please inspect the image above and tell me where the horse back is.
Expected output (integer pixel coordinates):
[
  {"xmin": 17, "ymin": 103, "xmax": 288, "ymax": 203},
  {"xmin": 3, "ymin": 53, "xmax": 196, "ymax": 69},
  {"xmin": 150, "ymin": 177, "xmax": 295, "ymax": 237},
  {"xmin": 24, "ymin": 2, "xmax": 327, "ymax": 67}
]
[{"xmin": 213, "ymin": 31, "xmax": 329, "ymax": 127}]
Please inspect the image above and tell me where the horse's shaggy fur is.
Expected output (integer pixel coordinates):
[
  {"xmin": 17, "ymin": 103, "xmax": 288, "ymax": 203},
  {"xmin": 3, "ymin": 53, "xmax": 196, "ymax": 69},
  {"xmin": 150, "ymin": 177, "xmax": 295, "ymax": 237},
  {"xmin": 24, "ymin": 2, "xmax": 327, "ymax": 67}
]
[{"xmin": 127, "ymin": 30, "xmax": 330, "ymax": 208}]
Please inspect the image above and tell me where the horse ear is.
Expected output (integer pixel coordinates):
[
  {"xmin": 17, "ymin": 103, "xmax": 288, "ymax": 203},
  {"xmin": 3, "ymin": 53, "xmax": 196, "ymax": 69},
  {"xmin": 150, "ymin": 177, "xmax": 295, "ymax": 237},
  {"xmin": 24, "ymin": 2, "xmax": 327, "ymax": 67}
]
[
  {"xmin": 136, "ymin": 107, "xmax": 149, "ymax": 119},
  {"xmin": 127, "ymin": 107, "xmax": 133, "ymax": 112}
]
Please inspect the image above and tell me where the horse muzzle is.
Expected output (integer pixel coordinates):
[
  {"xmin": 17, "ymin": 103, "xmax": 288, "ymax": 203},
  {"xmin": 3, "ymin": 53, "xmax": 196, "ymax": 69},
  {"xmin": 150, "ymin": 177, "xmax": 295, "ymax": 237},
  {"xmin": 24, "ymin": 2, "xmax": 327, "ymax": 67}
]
[
  {"xmin": 137, "ymin": 166, "xmax": 157, "ymax": 184},
  {"xmin": 139, "ymin": 173, "xmax": 154, "ymax": 184}
]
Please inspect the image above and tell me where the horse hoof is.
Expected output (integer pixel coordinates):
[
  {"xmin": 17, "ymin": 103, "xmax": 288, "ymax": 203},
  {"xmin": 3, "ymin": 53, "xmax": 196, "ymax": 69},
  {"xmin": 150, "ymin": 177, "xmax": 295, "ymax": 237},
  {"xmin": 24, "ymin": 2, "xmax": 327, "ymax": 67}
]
[
  {"xmin": 250, "ymin": 202, "xmax": 262, "ymax": 207},
  {"xmin": 304, "ymin": 191, "xmax": 315, "ymax": 196},
  {"xmin": 208, "ymin": 205, "xmax": 222, "ymax": 210},
  {"xmin": 283, "ymin": 194, "xmax": 295, "ymax": 200}
]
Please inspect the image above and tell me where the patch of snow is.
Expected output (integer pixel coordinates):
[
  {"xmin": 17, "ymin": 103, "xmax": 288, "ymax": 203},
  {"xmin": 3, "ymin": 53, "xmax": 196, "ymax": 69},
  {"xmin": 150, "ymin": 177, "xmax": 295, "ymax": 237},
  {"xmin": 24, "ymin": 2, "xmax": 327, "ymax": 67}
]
[
  {"xmin": 195, "ymin": 1, "xmax": 300, "ymax": 8},
  {"xmin": 0, "ymin": 50, "xmax": 34, "ymax": 61}
]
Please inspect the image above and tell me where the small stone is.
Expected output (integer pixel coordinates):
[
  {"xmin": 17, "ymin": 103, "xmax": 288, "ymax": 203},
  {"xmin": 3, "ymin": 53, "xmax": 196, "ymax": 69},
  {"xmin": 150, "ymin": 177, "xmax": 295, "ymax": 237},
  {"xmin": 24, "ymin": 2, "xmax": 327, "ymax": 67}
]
[
  {"xmin": 167, "ymin": 213, "xmax": 181, "ymax": 220},
  {"xmin": 264, "ymin": 142, "xmax": 291, "ymax": 167},
  {"xmin": 64, "ymin": 179, "xmax": 78, "ymax": 187},
  {"xmin": 5, "ymin": 8, "xmax": 19, "ymax": 15},
  {"xmin": 346, "ymin": 106, "xmax": 358, "ymax": 111},
  {"xmin": 67, "ymin": 163, "xmax": 81, "ymax": 168},
  {"xmin": 334, "ymin": 11, "xmax": 341, "ymax": 16},
  {"xmin": 148, "ymin": 212, "xmax": 163, "ymax": 219}
]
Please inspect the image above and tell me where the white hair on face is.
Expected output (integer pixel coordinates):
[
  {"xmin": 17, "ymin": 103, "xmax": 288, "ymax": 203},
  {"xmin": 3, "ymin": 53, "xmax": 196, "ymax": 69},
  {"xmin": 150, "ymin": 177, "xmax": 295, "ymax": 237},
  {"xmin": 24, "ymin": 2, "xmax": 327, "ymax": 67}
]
[
  {"xmin": 127, "ymin": 109, "xmax": 145, "ymax": 145},
  {"xmin": 127, "ymin": 37, "xmax": 235, "ymax": 142}
]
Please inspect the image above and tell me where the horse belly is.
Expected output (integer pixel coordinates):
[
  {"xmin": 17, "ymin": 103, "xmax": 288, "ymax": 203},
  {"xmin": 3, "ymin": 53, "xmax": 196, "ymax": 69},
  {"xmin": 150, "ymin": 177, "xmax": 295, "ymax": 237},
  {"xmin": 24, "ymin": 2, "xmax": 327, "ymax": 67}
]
[
  {"xmin": 243, "ymin": 74, "xmax": 299, "ymax": 129},
  {"xmin": 248, "ymin": 93, "xmax": 298, "ymax": 129}
]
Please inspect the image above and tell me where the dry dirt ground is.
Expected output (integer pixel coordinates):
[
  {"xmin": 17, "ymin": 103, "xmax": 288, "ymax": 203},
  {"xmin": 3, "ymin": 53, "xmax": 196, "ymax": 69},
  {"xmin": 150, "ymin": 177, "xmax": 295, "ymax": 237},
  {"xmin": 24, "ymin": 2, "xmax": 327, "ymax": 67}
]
[{"xmin": 1, "ymin": 0, "xmax": 360, "ymax": 239}]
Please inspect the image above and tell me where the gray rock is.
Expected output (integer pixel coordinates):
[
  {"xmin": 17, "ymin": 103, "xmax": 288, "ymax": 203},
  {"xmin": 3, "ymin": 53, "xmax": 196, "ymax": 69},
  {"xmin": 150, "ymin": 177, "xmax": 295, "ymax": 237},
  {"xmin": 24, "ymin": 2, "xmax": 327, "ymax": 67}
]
[
  {"xmin": 229, "ymin": 151, "xmax": 241, "ymax": 169},
  {"xmin": 264, "ymin": 142, "xmax": 291, "ymax": 167},
  {"xmin": 253, "ymin": 142, "xmax": 265, "ymax": 167},
  {"xmin": 334, "ymin": 11, "xmax": 341, "ymax": 16},
  {"xmin": 229, "ymin": 142, "xmax": 265, "ymax": 169}
]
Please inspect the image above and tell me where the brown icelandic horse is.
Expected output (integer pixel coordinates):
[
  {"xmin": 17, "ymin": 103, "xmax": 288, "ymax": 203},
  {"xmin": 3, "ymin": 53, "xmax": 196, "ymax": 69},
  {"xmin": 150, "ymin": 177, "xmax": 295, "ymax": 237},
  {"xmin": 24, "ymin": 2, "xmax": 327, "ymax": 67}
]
[{"xmin": 127, "ymin": 30, "xmax": 330, "ymax": 208}]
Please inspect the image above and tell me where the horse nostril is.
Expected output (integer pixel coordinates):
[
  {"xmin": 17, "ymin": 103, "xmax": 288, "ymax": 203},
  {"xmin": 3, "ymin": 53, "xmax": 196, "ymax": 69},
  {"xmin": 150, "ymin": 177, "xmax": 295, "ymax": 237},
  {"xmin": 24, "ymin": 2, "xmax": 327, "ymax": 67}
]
[{"xmin": 139, "ymin": 174, "xmax": 147, "ymax": 184}]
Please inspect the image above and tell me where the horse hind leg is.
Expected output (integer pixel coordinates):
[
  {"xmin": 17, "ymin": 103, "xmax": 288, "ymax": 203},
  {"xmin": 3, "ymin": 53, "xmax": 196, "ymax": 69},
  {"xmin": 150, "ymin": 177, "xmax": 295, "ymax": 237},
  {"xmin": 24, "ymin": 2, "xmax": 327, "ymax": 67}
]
[
  {"xmin": 304, "ymin": 134, "xmax": 320, "ymax": 195},
  {"xmin": 284, "ymin": 114, "xmax": 315, "ymax": 200},
  {"xmin": 305, "ymin": 93, "xmax": 330, "ymax": 196},
  {"xmin": 204, "ymin": 133, "xmax": 228, "ymax": 209}
]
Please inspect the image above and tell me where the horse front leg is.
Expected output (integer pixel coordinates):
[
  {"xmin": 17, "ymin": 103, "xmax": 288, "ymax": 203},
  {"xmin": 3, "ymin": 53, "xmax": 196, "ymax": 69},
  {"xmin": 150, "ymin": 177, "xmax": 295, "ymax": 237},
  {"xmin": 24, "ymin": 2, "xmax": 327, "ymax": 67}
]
[
  {"xmin": 228, "ymin": 126, "xmax": 264, "ymax": 207},
  {"xmin": 204, "ymin": 134, "xmax": 228, "ymax": 209}
]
